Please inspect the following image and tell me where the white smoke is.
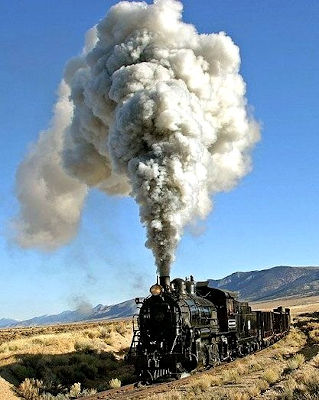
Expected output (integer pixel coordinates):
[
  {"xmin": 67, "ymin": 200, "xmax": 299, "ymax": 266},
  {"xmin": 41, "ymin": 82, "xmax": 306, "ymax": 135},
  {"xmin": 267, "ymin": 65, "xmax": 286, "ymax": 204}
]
[
  {"xmin": 15, "ymin": 0, "xmax": 260, "ymax": 274},
  {"xmin": 70, "ymin": 295, "xmax": 93, "ymax": 316},
  {"xmin": 14, "ymin": 81, "xmax": 87, "ymax": 249}
]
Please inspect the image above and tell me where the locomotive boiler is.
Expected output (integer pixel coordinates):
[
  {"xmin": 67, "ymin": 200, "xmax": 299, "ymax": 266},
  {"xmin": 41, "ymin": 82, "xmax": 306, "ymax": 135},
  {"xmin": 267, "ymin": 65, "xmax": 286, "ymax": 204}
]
[{"xmin": 128, "ymin": 274, "xmax": 290, "ymax": 383}]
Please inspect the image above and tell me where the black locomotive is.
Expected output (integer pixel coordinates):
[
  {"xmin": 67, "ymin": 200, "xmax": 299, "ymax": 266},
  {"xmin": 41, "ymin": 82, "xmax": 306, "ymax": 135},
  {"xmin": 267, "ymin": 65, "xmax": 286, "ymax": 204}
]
[{"xmin": 128, "ymin": 274, "xmax": 290, "ymax": 383}]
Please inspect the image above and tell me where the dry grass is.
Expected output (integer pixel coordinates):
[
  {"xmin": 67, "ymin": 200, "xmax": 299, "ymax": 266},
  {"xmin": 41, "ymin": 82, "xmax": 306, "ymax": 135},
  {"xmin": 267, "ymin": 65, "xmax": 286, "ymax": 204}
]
[
  {"xmin": 286, "ymin": 353, "xmax": 305, "ymax": 372},
  {"xmin": 2, "ymin": 298, "xmax": 319, "ymax": 400},
  {"xmin": 253, "ymin": 313, "xmax": 319, "ymax": 400},
  {"xmin": 18, "ymin": 378, "xmax": 97, "ymax": 399},
  {"xmin": 108, "ymin": 378, "xmax": 121, "ymax": 389},
  {"xmin": 145, "ymin": 391, "xmax": 183, "ymax": 400},
  {"xmin": 0, "ymin": 320, "xmax": 132, "ymax": 357},
  {"xmin": 262, "ymin": 368, "xmax": 282, "ymax": 384},
  {"xmin": 0, "ymin": 319, "xmax": 133, "ymax": 399},
  {"xmin": 144, "ymin": 313, "xmax": 314, "ymax": 400},
  {"xmin": 309, "ymin": 326, "xmax": 319, "ymax": 344},
  {"xmin": 266, "ymin": 364, "xmax": 319, "ymax": 399},
  {"xmin": 251, "ymin": 295, "xmax": 319, "ymax": 317}
]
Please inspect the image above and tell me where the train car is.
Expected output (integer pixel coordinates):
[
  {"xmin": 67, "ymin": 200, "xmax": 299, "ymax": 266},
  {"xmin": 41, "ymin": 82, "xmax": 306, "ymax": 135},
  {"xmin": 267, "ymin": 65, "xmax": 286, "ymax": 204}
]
[{"xmin": 128, "ymin": 275, "xmax": 290, "ymax": 383}]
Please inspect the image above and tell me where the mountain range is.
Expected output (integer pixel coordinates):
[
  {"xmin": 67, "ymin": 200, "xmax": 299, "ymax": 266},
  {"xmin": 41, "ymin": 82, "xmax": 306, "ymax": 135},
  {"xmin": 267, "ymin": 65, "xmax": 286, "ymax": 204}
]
[
  {"xmin": 1, "ymin": 265, "xmax": 318, "ymax": 328},
  {"xmin": 0, "ymin": 299, "xmax": 138, "ymax": 328},
  {"xmin": 208, "ymin": 265, "xmax": 319, "ymax": 301}
]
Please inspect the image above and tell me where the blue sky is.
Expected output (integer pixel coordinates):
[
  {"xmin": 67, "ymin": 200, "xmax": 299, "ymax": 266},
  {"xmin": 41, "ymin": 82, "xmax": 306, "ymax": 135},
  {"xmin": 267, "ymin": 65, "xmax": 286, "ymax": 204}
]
[{"xmin": 1, "ymin": 0, "xmax": 318, "ymax": 320}]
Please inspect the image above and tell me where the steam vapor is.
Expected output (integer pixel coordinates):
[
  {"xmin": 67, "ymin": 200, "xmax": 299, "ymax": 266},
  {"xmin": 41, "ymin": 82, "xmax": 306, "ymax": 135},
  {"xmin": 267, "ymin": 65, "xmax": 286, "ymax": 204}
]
[
  {"xmin": 15, "ymin": 0, "xmax": 260, "ymax": 276},
  {"xmin": 70, "ymin": 295, "xmax": 93, "ymax": 316}
]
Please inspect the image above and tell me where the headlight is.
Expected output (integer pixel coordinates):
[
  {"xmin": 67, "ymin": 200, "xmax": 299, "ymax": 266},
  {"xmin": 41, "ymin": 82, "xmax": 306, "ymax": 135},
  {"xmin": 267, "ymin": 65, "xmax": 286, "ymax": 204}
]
[{"xmin": 150, "ymin": 284, "xmax": 163, "ymax": 296}]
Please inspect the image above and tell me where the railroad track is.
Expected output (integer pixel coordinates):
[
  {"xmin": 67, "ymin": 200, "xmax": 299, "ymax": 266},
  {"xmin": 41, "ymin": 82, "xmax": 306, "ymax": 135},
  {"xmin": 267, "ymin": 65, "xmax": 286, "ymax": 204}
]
[
  {"xmin": 81, "ymin": 360, "xmax": 236, "ymax": 400},
  {"xmin": 81, "ymin": 334, "xmax": 290, "ymax": 400},
  {"xmin": 82, "ymin": 376, "xmax": 191, "ymax": 400}
]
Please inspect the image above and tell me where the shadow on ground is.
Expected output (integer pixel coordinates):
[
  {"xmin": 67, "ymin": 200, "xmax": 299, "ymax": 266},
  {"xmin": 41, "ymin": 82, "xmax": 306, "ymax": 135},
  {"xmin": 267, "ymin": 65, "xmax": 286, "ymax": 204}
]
[{"xmin": 0, "ymin": 349, "xmax": 135, "ymax": 395}]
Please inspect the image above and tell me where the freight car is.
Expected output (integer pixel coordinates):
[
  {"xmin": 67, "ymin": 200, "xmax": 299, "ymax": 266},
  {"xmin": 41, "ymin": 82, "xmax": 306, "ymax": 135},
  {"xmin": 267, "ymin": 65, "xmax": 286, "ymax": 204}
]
[{"xmin": 128, "ymin": 275, "xmax": 290, "ymax": 383}]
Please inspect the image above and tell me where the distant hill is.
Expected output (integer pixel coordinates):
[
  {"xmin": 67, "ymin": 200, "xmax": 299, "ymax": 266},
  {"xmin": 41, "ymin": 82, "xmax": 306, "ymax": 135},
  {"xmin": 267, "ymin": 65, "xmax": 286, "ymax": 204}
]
[
  {"xmin": 1, "ymin": 299, "xmax": 138, "ymax": 328},
  {"xmin": 16, "ymin": 300, "xmax": 138, "ymax": 327},
  {"xmin": 0, "ymin": 318, "xmax": 18, "ymax": 328},
  {"xmin": 208, "ymin": 265, "xmax": 319, "ymax": 301},
  {"xmin": 2, "ymin": 266, "xmax": 319, "ymax": 328}
]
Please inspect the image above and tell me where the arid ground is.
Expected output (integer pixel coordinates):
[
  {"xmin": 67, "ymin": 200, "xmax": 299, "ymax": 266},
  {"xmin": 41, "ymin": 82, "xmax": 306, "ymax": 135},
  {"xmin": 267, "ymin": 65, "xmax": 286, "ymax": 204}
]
[{"xmin": 0, "ymin": 295, "xmax": 318, "ymax": 399}]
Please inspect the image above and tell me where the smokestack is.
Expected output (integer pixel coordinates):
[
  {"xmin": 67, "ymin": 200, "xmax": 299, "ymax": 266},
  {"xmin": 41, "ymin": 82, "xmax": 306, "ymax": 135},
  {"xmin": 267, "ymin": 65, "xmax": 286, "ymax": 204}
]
[{"xmin": 159, "ymin": 275, "xmax": 170, "ymax": 291}]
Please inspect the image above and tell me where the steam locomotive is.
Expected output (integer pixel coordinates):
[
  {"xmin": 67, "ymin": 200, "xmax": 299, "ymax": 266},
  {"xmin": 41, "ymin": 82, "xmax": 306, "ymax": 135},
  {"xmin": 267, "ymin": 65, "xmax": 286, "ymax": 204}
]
[{"xmin": 128, "ymin": 275, "xmax": 290, "ymax": 383}]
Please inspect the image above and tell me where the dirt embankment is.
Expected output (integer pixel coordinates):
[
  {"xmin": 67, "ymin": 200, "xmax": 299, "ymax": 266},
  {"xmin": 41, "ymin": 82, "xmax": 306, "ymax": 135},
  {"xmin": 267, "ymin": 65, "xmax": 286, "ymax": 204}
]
[{"xmin": 0, "ymin": 376, "xmax": 20, "ymax": 399}]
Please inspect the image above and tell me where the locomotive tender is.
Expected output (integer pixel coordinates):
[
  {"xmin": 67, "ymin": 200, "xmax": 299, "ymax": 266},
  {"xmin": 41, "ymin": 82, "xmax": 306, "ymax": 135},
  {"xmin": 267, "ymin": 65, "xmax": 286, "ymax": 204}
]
[{"xmin": 129, "ymin": 274, "xmax": 290, "ymax": 383}]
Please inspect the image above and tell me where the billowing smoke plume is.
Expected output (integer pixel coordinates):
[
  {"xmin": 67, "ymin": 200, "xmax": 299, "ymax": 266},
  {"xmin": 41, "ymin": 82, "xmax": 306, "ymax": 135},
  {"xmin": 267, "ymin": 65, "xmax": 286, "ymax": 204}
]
[
  {"xmin": 14, "ymin": 81, "xmax": 88, "ymax": 249},
  {"xmin": 15, "ymin": 0, "xmax": 260, "ymax": 275}
]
